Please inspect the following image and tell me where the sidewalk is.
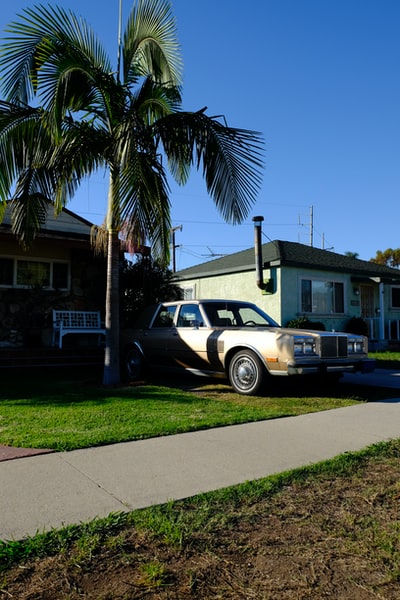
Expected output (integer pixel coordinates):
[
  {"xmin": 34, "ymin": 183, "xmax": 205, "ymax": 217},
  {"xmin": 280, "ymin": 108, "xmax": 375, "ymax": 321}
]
[{"xmin": 1, "ymin": 370, "xmax": 399, "ymax": 542}]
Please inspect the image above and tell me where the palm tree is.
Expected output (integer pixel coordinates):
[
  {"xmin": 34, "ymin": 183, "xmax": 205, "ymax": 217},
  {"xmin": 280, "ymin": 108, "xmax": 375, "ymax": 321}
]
[{"xmin": 0, "ymin": 0, "xmax": 264, "ymax": 385}]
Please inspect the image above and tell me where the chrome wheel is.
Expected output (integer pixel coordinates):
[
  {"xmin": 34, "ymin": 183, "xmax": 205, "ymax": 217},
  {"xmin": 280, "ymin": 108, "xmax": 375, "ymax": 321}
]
[{"xmin": 229, "ymin": 349, "xmax": 265, "ymax": 395}]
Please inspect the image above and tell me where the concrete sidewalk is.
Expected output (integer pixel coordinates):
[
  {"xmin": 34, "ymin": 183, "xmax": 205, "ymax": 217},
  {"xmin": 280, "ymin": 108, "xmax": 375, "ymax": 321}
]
[{"xmin": 1, "ymin": 370, "xmax": 400, "ymax": 542}]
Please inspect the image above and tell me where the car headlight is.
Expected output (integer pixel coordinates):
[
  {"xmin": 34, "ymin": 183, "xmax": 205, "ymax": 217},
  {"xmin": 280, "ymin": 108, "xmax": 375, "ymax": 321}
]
[
  {"xmin": 294, "ymin": 336, "xmax": 317, "ymax": 356},
  {"xmin": 347, "ymin": 337, "xmax": 365, "ymax": 354}
]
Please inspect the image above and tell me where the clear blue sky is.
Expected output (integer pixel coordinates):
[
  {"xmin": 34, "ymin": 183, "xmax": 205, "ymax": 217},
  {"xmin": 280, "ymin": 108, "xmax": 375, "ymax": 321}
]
[{"xmin": 1, "ymin": 1, "xmax": 399, "ymax": 269}]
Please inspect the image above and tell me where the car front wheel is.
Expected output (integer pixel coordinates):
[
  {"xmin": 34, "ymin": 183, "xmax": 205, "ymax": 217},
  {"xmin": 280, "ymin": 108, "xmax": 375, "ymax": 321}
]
[
  {"xmin": 228, "ymin": 349, "xmax": 266, "ymax": 395},
  {"xmin": 124, "ymin": 344, "xmax": 144, "ymax": 381}
]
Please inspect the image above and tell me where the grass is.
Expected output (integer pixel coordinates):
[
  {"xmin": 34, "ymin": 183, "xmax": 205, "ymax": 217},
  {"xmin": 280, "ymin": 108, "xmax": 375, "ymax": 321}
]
[
  {"xmin": 1, "ymin": 438, "xmax": 399, "ymax": 573},
  {"xmin": 0, "ymin": 361, "xmax": 399, "ymax": 595},
  {"xmin": 370, "ymin": 350, "xmax": 400, "ymax": 369},
  {"xmin": 0, "ymin": 369, "xmax": 397, "ymax": 451}
]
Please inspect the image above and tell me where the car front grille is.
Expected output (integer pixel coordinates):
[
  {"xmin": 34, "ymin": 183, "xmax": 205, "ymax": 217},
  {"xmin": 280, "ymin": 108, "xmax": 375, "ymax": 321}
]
[{"xmin": 319, "ymin": 336, "xmax": 348, "ymax": 358}]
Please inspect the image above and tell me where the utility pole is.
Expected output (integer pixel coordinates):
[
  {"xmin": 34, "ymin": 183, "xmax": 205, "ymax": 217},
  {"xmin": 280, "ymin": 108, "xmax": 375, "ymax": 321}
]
[
  {"xmin": 170, "ymin": 225, "xmax": 183, "ymax": 272},
  {"xmin": 117, "ymin": 0, "xmax": 122, "ymax": 83}
]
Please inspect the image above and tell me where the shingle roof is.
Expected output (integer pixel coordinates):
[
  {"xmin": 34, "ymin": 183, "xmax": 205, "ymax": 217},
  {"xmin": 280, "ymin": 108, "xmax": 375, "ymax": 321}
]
[
  {"xmin": 0, "ymin": 202, "xmax": 94, "ymax": 242},
  {"xmin": 175, "ymin": 240, "xmax": 400, "ymax": 281}
]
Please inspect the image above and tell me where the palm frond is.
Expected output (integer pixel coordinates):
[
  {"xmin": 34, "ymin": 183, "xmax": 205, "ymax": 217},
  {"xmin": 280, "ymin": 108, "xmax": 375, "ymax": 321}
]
[
  {"xmin": 155, "ymin": 110, "xmax": 265, "ymax": 223},
  {"xmin": 9, "ymin": 196, "xmax": 50, "ymax": 247},
  {"xmin": 131, "ymin": 76, "xmax": 182, "ymax": 124},
  {"xmin": 0, "ymin": 101, "xmax": 52, "ymax": 200},
  {"xmin": 0, "ymin": 4, "xmax": 117, "ymax": 139},
  {"xmin": 117, "ymin": 147, "xmax": 172, "ymax": 263},
  {"xmin": 0, "ymin": 100, "xmax": 107, "ymax": 239},
  {"xmin": 123, "ymin": 0, "xmax": 182, "ymax": 87},
  {"xmin": 50, "ymin": 119, "xmax": 109, "ymax": 212},
  {"xmin": 90, "ymin": 222, "xmax": 109, "ymax": 256},
  {"xmin": 1, "ymin": 5, "xmax": 110, "ymax": 102}
]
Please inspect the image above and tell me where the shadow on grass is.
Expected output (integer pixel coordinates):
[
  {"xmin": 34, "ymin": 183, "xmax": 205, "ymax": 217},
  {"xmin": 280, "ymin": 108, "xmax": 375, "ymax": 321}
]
[
  {"xmin": 145, "ymin": 371, "xmax": 400, "ymax": 403},
  {"xmin": 1, "ymin": 366, "xmax": 399, "ymax": 406},
  {"xmin": 0, "ymin": 368, "xmax": 217, "ymax": 408}
]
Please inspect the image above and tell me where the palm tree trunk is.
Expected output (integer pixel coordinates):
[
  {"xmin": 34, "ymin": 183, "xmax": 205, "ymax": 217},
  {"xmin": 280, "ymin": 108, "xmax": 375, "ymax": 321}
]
[{"xmin": 103, "ymin": 229, "xmax": 121, "ymax": 385}]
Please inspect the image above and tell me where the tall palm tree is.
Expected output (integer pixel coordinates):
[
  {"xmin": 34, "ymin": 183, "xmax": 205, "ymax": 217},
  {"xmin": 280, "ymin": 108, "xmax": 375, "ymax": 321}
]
[{"xmin": 0, "ymin": 0, "xmax": 264, "ymax": 385}]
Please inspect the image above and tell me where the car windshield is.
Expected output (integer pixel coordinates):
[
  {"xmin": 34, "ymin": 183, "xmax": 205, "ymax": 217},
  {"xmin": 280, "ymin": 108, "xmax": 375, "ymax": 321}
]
[{"xmin": 202, "ymin": 302, "xmax": 279, "ymax": 328}]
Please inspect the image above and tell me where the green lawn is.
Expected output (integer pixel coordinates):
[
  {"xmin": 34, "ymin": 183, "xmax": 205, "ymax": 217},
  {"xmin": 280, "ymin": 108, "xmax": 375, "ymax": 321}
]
[
  {"xmin": 1, "ymin": 365, "xmax": 400, "ymax": 589},
  {"xmin": 0, "ymin": 369, "xmax": 397, "ymax": 451},
  {"xmin": 370, "ymin": 350, "xmax": 400, "ymax": 369}
]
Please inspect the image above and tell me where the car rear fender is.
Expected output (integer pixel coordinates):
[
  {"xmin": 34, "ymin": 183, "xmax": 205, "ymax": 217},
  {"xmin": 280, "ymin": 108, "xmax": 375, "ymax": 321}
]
[{"xmin": 124, "ymin": 340, "xmax": 145, "ymax": 358}]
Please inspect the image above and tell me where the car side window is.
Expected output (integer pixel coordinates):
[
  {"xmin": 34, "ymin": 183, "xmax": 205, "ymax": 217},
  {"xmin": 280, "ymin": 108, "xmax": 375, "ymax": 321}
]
[
  {"xmin": 177, "ymin": 305, "xmax": 204, "ymax": 328},
  {"xmin": 152, "ymin": 305, "xmax": 177, "ymax": 328},
  {"xmin": 204, "ymin": 306, "xmax": 235, "ymax": 326}
]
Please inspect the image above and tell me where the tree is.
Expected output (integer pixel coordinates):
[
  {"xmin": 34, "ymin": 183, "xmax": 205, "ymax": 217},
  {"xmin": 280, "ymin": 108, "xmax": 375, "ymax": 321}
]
[
  {"xmin": 120, "ymin": 255, "xmax": 183, "ymax": 326},
  {"xmin": 0, "ymin": 1, "xmax": 264, "ymax": 384},
  {"xmin": 370, "ymin": 249, "xmax": 400, "ymax": 268}
]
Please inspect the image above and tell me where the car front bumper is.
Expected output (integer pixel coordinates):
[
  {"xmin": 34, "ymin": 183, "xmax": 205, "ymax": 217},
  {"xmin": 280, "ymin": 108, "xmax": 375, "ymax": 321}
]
[{"xmin": 286, "ymin": 358, "xmax": 376, "ymax": 376}]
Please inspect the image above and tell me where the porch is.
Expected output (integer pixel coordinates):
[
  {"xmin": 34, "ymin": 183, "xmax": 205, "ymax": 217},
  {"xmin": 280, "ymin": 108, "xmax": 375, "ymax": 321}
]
[{"xmin": 365, "ymin": 317, "xmax": 400, "ymax": 350}]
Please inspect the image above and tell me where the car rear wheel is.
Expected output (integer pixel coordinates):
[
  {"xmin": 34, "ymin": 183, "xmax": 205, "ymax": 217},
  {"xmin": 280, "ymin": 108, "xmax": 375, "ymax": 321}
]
[
  {"xmin": 124, "ymin": 345, "xmax": 144, "ymax": 381},
  {"xmin": 228, "ymin": 349, "xmax": 266, "ymax": 395}
]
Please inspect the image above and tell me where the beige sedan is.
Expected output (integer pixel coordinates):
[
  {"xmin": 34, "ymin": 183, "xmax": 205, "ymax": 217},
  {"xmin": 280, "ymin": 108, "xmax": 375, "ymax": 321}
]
[{"xmin": 122, "ymin": 299, "xmax": 375, "ymax": 395}]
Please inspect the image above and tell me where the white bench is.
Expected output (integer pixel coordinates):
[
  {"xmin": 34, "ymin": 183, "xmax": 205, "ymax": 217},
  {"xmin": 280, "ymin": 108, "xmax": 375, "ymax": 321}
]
[{"xmin": 52, "ymin": 310, "xmax": 105, "ymax": 349}]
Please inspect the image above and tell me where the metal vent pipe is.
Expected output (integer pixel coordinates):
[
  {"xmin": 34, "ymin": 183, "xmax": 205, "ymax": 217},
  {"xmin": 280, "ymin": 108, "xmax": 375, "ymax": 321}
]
[{"xmin": 252, "ymin": 216, "xmax": 265, "ymax": 290}]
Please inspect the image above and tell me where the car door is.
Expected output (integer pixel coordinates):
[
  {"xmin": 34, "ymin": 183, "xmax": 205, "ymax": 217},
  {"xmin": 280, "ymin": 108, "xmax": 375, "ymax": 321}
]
[
  {"xmin": 140, "ymin": 304, "xmax": 178, "ymax": 367},
  {"xmin": 169, "ymin": 304, "xmax": 218, "ymax": 372}
]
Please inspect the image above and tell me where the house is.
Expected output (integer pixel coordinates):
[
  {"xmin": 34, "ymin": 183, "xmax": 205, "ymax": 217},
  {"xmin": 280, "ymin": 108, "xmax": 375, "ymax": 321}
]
[
  {"xmin": 0, "ymin": 203, "xmax": 106, "ymax": 347},
  {"xmin": 174, "ymin": 239, "xmax": 400, "ymax": 349}
]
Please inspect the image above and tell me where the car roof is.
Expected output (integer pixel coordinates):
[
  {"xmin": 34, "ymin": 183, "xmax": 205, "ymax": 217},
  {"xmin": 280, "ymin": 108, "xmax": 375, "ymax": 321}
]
[{"xmin": 161, "ymin": 299, "xmax": 255, "ymax": 305}]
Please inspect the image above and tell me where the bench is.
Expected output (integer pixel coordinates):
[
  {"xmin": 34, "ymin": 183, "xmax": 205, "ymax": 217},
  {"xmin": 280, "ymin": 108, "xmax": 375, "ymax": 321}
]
[{"xmin": 52, "ymin": 310, "xmax": 105, "ymax": 349}]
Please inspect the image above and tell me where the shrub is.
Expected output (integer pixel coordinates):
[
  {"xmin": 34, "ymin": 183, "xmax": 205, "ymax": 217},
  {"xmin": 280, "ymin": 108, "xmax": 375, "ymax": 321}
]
[
  {"xmin": 345, "ymin": 317, "xmax": 368, "ymax": 336},
  {"xmin": 286, "ymin": 316, "xmax": 326, "ymax": 331}
]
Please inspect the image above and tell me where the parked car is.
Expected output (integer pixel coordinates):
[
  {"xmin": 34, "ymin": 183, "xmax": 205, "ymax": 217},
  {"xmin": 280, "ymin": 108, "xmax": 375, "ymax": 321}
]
[{"xmin": 122, "ymin": 299, "xmax": 375, "ymax": 395}]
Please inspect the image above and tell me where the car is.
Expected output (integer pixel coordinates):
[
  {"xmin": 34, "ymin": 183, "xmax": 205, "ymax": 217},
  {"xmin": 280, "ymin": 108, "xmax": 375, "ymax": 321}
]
[{"xmin": 122, "ymin": 299, "xmax": 375, "ymax": 395}]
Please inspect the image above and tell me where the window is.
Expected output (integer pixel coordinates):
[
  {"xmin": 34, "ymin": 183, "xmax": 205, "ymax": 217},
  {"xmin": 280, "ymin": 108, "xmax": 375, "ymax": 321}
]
[
  {"xmin": 391, "ymin": 287, "xmax": 400, "ymax": 309},
  {"xmin": 0, "ymin": 258, "xmax": 13, "ymax": 285},
  {"xmin": 52, "ymin": 262, "xmax": 69, "ymax": 289},
  {"xmin": 153, "ymin": 305, "xmax": 177, "ymax": 327},
  {"xmin": 182, "ymin": 285, "xmax": 196, "ymax": 300},
  {"xmin": 17, "ymin": 260, "xmax": 50, "ymax": 287},
  {"xmin": 301, "ymin": 279, "xmax": 344, "ymax": 314},
  {"xmin": 177, "ymin": 304, "xmax": 204, "ymax": 327},
  {"xmin": 0, "ymin": 257, "xmax": 69, "ymax": 290}
]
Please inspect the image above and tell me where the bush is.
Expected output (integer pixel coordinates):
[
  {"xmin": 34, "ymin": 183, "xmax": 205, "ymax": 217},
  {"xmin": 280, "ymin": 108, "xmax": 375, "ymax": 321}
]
[
  {"xmin": 120, "ymin": 257, "xmax": 183, "ymax": 326},
  {"xmin": 345, "ymin": 317, "xmax": 368, "ymax": 336},
  {"xmin": 286, "ymin": 316, "xmax": 326, "ymax": 331}
]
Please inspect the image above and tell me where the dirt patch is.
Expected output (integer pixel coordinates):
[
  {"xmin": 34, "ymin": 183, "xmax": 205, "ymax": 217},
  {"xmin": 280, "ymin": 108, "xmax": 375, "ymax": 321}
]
[
  {"xmin": 2, "ymin": 456, "xmax": 400, "ymax": 599},
  {"xmin": 0, "ymin": 445, "xmax": 53, "ymax": 461}
]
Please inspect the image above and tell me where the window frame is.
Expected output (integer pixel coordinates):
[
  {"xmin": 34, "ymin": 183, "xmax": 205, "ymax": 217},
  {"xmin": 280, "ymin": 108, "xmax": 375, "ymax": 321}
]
[
  {"xmin": 0, "ymin": 255, "xmax": 70, "ymax": 290},
  {"xmin": 0, "ymin": 257, "xmax": 14, "ymax": 286},
  {"xmin": 182, "ymin": 285, "xmax": 196, "ymax": 300},
  {"xmin": 390, "ymin": 286, "xmax": 400, "ymax": 310},
  {"xmin": 300, "ymin": 277, "xmax": 345, "ymax": 315}
]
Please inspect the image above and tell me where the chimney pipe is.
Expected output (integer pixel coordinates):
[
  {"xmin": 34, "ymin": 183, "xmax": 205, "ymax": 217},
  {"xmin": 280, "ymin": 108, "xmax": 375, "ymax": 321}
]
[{"xmin": 252, "ymin": 216, "xmax": 265, "ymax": 290}]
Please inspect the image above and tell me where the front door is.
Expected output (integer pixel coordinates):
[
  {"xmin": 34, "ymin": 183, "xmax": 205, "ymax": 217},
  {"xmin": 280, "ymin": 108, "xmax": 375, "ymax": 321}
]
[
  {"xmin": 360, "ymin": 284, "xmax": 376, "ymax": 338},
  {"xmin": 360, "ymin": 284, "xmax": 374, "ymax": 318}
]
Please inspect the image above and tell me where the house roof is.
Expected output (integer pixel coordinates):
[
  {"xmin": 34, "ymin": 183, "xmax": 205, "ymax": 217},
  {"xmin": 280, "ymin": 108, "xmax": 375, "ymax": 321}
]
[
  {"xmin": 175, "ymin": 240, "xmax": 400, "ymax": 282},
  {"xmin": 0, "ymin": 202, "xmax": 94, "ymax": 242}
]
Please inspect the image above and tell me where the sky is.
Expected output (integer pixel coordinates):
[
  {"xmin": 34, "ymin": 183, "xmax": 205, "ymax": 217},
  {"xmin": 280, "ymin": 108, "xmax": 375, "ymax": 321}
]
[{"xmin": 1, "ymin": 0, "xmax": 399, "ymax": 270}]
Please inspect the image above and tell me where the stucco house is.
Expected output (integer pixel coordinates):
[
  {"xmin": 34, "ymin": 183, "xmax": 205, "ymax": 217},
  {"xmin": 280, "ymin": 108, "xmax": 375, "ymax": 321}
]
[
  {"xmin": 174, "ymin": 239, "xmax": 400, "ymax": 349},
  {"xmin": 0, "ymin": 203, "xmax": 106, "ymax": 347}
]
